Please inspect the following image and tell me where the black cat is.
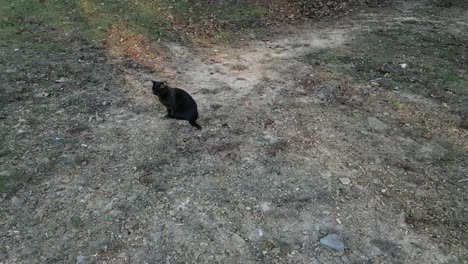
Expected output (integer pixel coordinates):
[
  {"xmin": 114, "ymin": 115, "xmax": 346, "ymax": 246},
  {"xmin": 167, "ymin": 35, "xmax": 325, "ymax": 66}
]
[{"xmin": 152, "ymin": 80, "xmax": 201, "ymax": 130}]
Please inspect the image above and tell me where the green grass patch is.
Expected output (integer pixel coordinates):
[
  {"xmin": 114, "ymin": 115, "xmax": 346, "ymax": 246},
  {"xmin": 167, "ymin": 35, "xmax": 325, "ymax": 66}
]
[
  {"xmin": 303, "ymin": 22, "xmax": 467, "ymax": 110},
  {"xmin": 0, "ymin": 0, "xmax": 270, "ymax": 46},
  {"xmin": 77, "ymin": 0, "xmax": 267, "ymax": 43},
  {"xmin": 77, "ymin": 0, "xmax": 170, "ymax": 40},
  {"xmin": 70, "ymin": 215, "xmax": 83, "ymax": 228},
  {"xmin": 444, "ymin": 256, "xmax": 467, "ymax": 264},
  {"xmin": 392, "ymin": 100, "xmax": 402, "ymax": 110},
  {"xmin": 0, "ymin": 0, "xmax": 84, "ymax": 50},
  {"xmin": 166, "ymin": 0, "xmax": 266, "ymax": 25}
]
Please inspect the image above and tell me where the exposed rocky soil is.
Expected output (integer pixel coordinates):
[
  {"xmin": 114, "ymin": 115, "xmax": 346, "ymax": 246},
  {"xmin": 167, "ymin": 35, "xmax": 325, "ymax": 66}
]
[{"xmin": 1, "ymin": 0, "xmax": 466, "ymax": 263}]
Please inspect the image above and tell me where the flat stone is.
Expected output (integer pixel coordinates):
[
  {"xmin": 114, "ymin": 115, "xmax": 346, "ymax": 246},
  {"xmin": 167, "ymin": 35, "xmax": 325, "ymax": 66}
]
[
  {"xmin": 231, "ymin": 233, "xmax": 245, "ymax": 245},
  {"xmin": 367, "ymin": 117, "xmax": 386, "ymax": 132},
  {"xmin": 76, "ymin": 255, "xmax": 96, "ymax": 264},
  {"xmin": 76, "ymin": 255, "xmax": 86, "ymax": 264},
  {"xmin": 150, "ymin": 231, "xmax": 162, "ymax": 242},
  {"xmin": 55, "ymin": 77, "xmax": 69, "ymax": 83},
  {"xmin": 230, "ymin": 233, "xmax": 246, "ymax": 253},
  {"xmin": 11, "ymin": 196, "xmax": 22, "ymax": 207},
  {"xmin": 371, "ymin": 77, "xmax": 392, "ymax": 88},
  {"xmin": 124, "ymin": 220, "xmax": 138, "ymax": 231},
  {"xmin": 0, "ymin": 170, "xmax": 13, "ymax": 177},
  {"xmin": 264, "ymin": 134, "xmax": 279, "ymax": 145},
  {"xmin": 341, "ymin": 255, "xmax": 351, "ymax": 263},
  {"xmin": 310, "ymin": 231, "xmax": 319, "ymax": 242},
  {"xmin": 108, "ymin": 210, "xmax": 122, "ymax": 217},
  {"xmin": 320, "ymin": 234, "xmax": 345, "ymax": 252},
  {"xmin": 127, "ymin": 195, "xmax": 138, "ymax": 202},
  {"xmin": 339, "ymin": 178, "xmax": 351, "ymax": 185}
]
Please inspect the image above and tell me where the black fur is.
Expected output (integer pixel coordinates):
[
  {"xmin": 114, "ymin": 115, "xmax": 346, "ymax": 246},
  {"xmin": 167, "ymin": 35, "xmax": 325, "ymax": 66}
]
[{"xmin": 152, "ymin": 80, "xmax": 201, "ymax": 130}]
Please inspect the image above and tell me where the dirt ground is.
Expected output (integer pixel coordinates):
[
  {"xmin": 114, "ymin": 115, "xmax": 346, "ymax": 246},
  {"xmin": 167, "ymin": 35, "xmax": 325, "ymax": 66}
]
[{"xmin": 1, "ymin": 0, "xmax": 467, "ymax": 263}]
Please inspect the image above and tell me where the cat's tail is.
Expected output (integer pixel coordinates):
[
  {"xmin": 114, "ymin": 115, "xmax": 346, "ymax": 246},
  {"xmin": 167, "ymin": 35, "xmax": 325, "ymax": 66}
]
[{"xmin": 189, "ymin": 119, "xmax": 202, "ymax": 130}]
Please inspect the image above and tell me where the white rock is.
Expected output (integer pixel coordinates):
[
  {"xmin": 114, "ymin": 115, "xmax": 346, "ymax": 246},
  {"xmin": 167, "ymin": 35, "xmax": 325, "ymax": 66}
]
[{"xmin": 55, "ymin": 77, "xmax": 69, "ymax": 83}]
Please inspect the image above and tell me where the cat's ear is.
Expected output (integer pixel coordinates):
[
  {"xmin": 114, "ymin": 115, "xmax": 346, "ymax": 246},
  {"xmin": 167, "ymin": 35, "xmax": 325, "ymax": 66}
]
[
  {"xmin": 152, "ymin": 80, "xmax": 161, "ymax": 88},
  {"xmin": 152, "ymin": 80, "xmax": 166, "ymax": 88}
]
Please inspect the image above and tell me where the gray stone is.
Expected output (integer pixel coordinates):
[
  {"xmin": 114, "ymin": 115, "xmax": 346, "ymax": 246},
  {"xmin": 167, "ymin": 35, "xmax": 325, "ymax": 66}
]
[
  {"xmin": 127, "ymin": 195, "xmax": 138, "ymax": 202},
  {"xmin": 369, "ymin": 245, "xmax": 382, "ymax": 256},
  {"xmin": 371, "ymin": 77, "xmax": 392, "ymax": 88},
  {"xmin": 88, "ymin": 239, "xmax": 109, "ymax": 252},
  {"xmin": 320, "ymin": 234, "xmax": 345, "ymax": 252},
  {"xmin": 341, "ymin": 255, "xmax": 351, "ymax": 263},
  {"xmin": 230, "ymin": 233, "xmax": 246, "ymax": 252},
  {"xmin": 264, "ymin": 134, "xmax": 279, "ymax": 145},
  {"xmin": 0, "ymin": 170, "xmax": 13, "ymax": 177},
  {"xmin": 334, "ymin": 256, "xmax": 344, "ymax": 264},
  {"xmin": 310, "ymin": 231, "xmax": 319, "ymax": 242},
  {"xmin": 367, "ymin": 117, "xmax": 386, "ymax": 132},
  {"xmin": 37, "ymin": 157, "xmax": 51, "ymax": 165},
  {"xmin": 55, "ymin": 226, "xmax": 66, "ymax": 237},
  {"xmin": 108, "ymin": 210, "xmax": 122, "ymax": 217},
  {"xmin": 231, "ymin": 233, "xmax": 245, "ymax": 245},
  {"xmin": 11, "ymin": 196, "xmax": 22, "ymax": 207},
  {"xmin": 124, "ymin": 220, "xmax": 138, "ymax": 231},
  {"xmin": 34, "ymin": 92, "xmax": 50, "ymax": 98},
  {"xmin": 76, "ymin": 255, "xmax": 96, "ymax": 264},
  {"xmin": 339, "ymin": 178, "xmax": 351, "ymax": 185},
  {"xmin": 150, "ymin": 231, "xmax": 162, "ymax": 242},
  {"xmin": 55, "ymin": 77, "xmax": 69, "ymax": 83},
  {"xmin": 76, "ymin": 255, "xmax": 86, "ymax": 264}
]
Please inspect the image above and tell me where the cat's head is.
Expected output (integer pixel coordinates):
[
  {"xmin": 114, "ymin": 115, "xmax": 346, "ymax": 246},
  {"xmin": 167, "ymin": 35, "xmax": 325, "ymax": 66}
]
[{"xmin": 152, "ymin": 80, "xmax": 168, "ymax": 96}]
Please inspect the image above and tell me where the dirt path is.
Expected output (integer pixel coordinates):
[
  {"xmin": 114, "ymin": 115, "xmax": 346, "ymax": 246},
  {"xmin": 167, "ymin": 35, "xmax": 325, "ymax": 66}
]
[{"xmin": 1, "ymin": 1, "xmax": 466, "ymax": 263}]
